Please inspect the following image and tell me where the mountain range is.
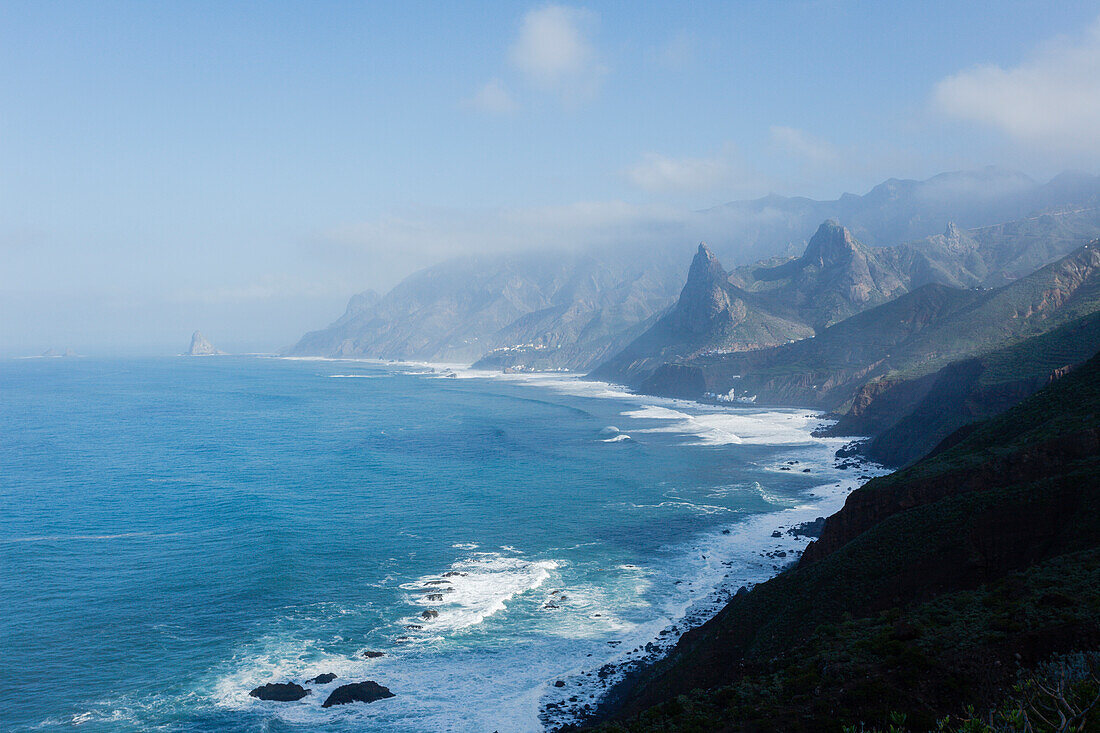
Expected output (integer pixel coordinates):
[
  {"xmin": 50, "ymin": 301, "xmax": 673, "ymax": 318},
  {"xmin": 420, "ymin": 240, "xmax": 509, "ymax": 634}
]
[
  {"xmin": 282, "ymin": 166, "xmax": 1100, "ymax": 730},
  {"xmin": 288, "ymin": 169, "xmax": 1100, "ymax": 370},
  {"xmin": 592, "ymin": 208, "xmax": 1100, "ymax": 387}
]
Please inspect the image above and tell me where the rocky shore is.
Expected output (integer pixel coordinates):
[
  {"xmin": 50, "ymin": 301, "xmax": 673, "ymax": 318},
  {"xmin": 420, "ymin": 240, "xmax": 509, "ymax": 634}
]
[{"xmin": 540, "ymin": 447, "xmax": 881, "ymax": 731}]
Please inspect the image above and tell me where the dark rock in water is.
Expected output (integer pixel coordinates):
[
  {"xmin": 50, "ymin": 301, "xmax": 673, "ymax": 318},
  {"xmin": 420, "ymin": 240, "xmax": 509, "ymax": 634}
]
[
  {"xmin": 835, "ymin": 440, "xmax": 866, "ymax": 458},
  {"xmin": 787, "ymin": 517, "xmax": 826, "ymax": 539},
  {"xmin": 405, "ymin": 624, "xmax": 422, "ymax": 630},
  {"xmin": 426, "ymin": 593, "xmax": 444, "ymax": 601},
  {"xmin": 249, "ymin": 682, "xmax": 310, "ymax": 701},
  {"xmin": 425, "ymin": 580, "xmax": 451, "ymax": 585},
  {"xmin": 307, "ymin": 673, "xmax": 337, "ymax": 685},
  {"xmin": 321, "ymin": 681, "xmax": 395, "ymax": 708},
  {"xmin": 442, "ymin": 571, "xmax": 467, "ymax": 577},
  {"xmin": 421, "ymin": 609, "xmax": 439, "ymax": 620},
  {"xmin": 722, "ymin": 529, "xmax": 731, "ymax": 534},
  {"xmin": 803, "ymin": 468, "xmax": 811, "ymax": 472},
  {"xmin": 362, "ymin": 650, "xmax": 386, "ymax": 658},
  {"xmin": 771, "ymin": 530, "xmax": 782, "ymax": 537},
  {"xmin": 554, "ymin": 680, "xmax": 566, "ymax": 687}
]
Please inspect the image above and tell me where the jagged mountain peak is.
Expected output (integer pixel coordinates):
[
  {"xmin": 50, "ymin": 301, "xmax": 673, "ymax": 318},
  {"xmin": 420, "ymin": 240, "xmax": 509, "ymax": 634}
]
[
  {"xmin": 687, "ymin": 242, "xmax": 726, "ymax": 282},
  {"xmin": 673, "ymin": 244, "xmax": 735, "ymax": 335},
  {"xmin": 800, "ymin": 220, "xmax": 858, "ymax": 269}
]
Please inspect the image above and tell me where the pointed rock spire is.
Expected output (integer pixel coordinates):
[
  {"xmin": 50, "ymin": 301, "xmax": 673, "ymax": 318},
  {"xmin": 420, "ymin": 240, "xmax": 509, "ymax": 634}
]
[
  {"xmin": 188, "ymin": 330, "xmax": 221, "ymax": 356},
  {"xmin": 801, "ymin": 220, "xmax": 858, "ymax": 269},
  {"xmin": 672, "ymin": 243, "xmax": 734, "ymax": 334}
]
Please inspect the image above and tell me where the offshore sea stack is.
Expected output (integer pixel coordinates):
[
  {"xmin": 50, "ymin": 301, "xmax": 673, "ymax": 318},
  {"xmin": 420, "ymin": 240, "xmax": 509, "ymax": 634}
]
[{"xmin": 187, "ymin": 330, "xmax": 224, "ymax": 356}]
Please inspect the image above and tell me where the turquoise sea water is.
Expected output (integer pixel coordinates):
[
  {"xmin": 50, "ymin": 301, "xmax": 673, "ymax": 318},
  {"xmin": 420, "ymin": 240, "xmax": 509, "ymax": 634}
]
[{"xmin": 1, "ymin": 357, "xmax": 869, "ymax": 731}]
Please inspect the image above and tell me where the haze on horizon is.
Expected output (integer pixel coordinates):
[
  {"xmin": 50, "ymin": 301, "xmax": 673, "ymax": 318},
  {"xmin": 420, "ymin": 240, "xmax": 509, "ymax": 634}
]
[{"xmin": 3, "ymin": 1, "xmax": 1100, "ymax": 356}]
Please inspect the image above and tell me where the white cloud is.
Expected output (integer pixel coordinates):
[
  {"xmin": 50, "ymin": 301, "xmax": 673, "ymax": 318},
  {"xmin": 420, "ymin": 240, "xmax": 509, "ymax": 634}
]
[
  {"xmin": 624, "ymin": 146, "xmax": 759, "ymax": 194},
  {"xmin": 464, "ymin": 78, "xmax": 518, "ymax": 114},
  {"xmin": 510, "ymin": 5, "xmax": 607, "ymax": 102},
  {"xmin": 769, "ymin": 126, "xmax": 841, "ymax": 167},
  {"xmin": 934, "ymin": 16, "xmax": 1100, "ymax": 154}
]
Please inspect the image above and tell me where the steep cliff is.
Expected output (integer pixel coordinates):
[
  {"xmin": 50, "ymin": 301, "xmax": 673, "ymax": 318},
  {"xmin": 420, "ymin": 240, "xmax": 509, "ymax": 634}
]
[
  {"xmin": 831, "ymin": 310, "xmax": 1100, "ymax": 466},
  {"xmin": 582, "ymin": 352, "xmax": 1100, "ymax": 732}
]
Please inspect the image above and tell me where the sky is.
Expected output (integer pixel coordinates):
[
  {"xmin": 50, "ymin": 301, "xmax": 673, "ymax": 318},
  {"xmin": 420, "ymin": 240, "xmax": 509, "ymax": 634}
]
[{"xmin": 3, "ymin": 0, "xmax": 1100, "ymax": 355}]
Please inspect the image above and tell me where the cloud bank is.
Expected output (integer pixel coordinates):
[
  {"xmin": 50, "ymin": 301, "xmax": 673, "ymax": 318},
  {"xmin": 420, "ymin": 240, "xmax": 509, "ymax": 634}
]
[
  {"xmin": 934, "ymin": 16, "xmax": 1100, "ymax": 155},
  {"xmin": 624, "ymin": 145, "xmax": 765, "ymax": 195},
  {"xmin": 510, "ymin": 5, "xmax": 607, "ymax": 101}
]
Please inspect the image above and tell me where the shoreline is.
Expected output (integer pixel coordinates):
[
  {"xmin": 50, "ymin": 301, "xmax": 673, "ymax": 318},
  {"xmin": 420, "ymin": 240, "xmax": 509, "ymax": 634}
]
[
  {"xmin": 539, "ymin": 448, "xmax": 883, "ymax": 730},
  {"xmin": 275, "ymin": 356, "xmax": 884, "ymax": 731}
]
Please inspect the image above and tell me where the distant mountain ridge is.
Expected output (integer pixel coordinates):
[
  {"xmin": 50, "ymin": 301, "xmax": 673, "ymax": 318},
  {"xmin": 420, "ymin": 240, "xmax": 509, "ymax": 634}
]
[
  {"xmin": 592, "ymin": 208, "xmax": 1100, "ymax": 386},
  {"xmin": 288, "ymin": 169, "xmax": 1100, "ymax": 368},
  {"xmin": 633, "ymin": 241, "xmax": 1100, "ymax": 414}
]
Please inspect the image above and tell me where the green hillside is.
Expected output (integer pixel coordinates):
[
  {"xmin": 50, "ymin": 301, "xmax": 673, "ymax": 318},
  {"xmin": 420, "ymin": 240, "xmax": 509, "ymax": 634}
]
[{"xmin": 579, "ymin": 352, "xmax": 1100, "ymax": 732}]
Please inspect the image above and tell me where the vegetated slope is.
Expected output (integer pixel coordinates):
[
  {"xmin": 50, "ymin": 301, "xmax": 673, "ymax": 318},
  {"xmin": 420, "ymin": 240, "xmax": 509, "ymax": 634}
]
[
  {"xmin": 641, "ymin": 242, "xmax": 1100, "ymax": 413},
  {"xmin": 833, "ymin": 310, "xmax": 1100, "ymax": 466},
  {"xmin": 580, "ymin": 352, "xmax": 1100, "ymax": 733}
]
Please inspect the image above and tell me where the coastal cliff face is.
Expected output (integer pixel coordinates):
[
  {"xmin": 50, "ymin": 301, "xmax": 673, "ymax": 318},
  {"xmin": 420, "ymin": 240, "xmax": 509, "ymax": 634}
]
[
  {"xmin": 580, "ymin": 353, "xmax": 1100, "ymax": 732},
  {"xmin": 846, "ymin": 308, "xmax": 1100, "ymax": 466}
]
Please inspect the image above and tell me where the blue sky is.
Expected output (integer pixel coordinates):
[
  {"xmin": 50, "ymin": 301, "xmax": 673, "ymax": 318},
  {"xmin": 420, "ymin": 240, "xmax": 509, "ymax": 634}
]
[{"xmin": 3, "ymin": 1, "xmax": 1100, "ymax": 354}]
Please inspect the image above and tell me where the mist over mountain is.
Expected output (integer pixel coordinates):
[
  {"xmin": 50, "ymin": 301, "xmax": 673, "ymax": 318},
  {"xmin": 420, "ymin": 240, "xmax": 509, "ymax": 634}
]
[
  {"xmin": 592, "ymin": 207, "xmax": 1100, "ymax": 386},
  {"xmin": 289, "ymin": 169, "xmax": 1100, "ymax": 367}
]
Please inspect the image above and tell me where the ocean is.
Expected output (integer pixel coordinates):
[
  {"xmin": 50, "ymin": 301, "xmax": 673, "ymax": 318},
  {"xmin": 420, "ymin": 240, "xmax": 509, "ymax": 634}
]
[{"xmin": 0, "ymin": 356, "xmax": 876, "ymax": 732}]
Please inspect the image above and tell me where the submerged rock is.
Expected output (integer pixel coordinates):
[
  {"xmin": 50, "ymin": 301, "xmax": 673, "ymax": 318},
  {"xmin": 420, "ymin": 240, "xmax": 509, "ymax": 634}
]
[
  {"xmin": 307, "ymin": 673, "xmax": 337, "ymax": 685},
  {"xmin": 249, "ymin": 682, "xmax": 311, "ymax": 701},
  {"xmin": 361, "ymin": 650, "xmax": 386, "ymax": 658},
  {"xmin": 321, "ymin": 681, "xmax": 395, "ymax": 708}
]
